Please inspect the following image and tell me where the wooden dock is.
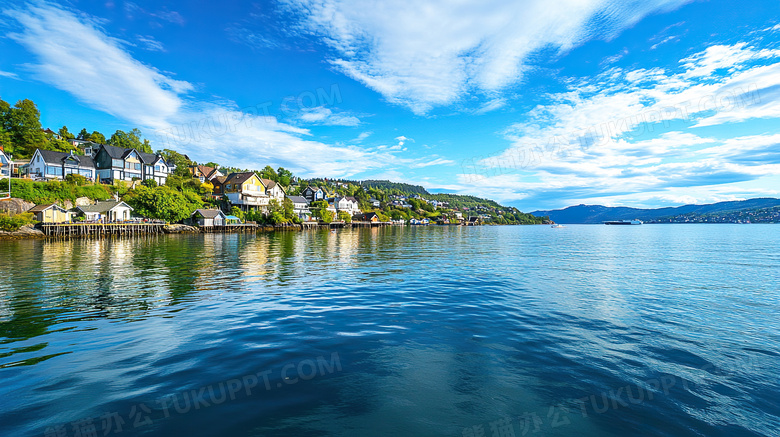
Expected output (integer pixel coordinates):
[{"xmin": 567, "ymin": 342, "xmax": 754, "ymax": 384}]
[
  {"xmin": 200, "ymin": 224, "xmax": 259, "ymax": 233},
  {"xmin": 40, "ymin": 223, "xmax": 166, "ymax": 238}
]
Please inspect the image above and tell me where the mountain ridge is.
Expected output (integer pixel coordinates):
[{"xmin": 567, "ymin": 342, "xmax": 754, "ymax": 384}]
[{"xmin": 531, "ymin": 198, "xmax": 780, "ymax": 224}]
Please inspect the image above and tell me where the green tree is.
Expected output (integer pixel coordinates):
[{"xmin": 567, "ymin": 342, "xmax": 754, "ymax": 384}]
[
  {"xmin": 0, "ymin": 98, "xmax": 46, "ymax": 157},
  {"xmin": 90, "ymin": 131, "xmax": 106, "ymax": 144},
  {"xmin": 125, "ymin": 185, "xmax": 202, "ymax": 222},
  {"xmin": 77, "ymin": 128, "xmax": 91, "ymax": 140},
  {"xmin": 259, "ymin": 165, "xmax": 277, "ymax": 181},
  {"xmin": 338, "ymin": 211, "xmax": 352, "ymax": 223},
  {"xmin": 276, "ymin": 167, "xmax": 293, "ymax": 186},
  {"xmin": 108, "ymin": 128, "xmax": 151, "ymax": 152},
  {"xmin": 159, "ymin": 149, "xmax": 192, "ymax": 177},
  {"xmin": 230, "ymin": 206, "xmax": 245, "ymax": 221},
  {"xmin": 58, "ymin": 126, "xmax": 75, "ymax": 140}
]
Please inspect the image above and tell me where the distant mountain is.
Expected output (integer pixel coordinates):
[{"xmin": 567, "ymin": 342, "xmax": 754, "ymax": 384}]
[{"xmin": 531, "ymin": 198, "xmax": 780, "ymax": 224}]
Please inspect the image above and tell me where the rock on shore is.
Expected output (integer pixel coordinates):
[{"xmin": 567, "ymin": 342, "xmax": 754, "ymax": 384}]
[
  {"xmin": 0, "ymin": 224, "xmax": 46, "ymax": 239},
  {"xmin": 163, "ymin": 224, "xmax": 201, "ymax": 234}
]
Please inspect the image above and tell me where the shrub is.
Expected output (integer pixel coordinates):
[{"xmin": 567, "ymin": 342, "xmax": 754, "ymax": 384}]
[
  {"xmin": 64, "ymin": 174, "xmax": 89, "ymax": 186},
  {"xmin": 0, "ymin": 212, "xmax": 37, "ymax": 232}
]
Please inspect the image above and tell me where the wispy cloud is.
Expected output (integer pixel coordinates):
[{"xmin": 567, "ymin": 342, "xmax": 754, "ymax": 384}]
[
  {"xmin": 4, "ymin": 2, "xmax": 393, "ymax": 177},
  {"xmin": 0, "ymin": 70, "xmax": 19, "ymax": 79},
  {"xmin": 5, "ymin": 3, "xmax": 192, "ymax": 129},
  {"xmin": 455, "ymin": 40, "xmax": 780, "ymax": 208},
  {"xmin": 124, "ymin": 2, "xmax": 185, "ymax": 26},
  {"xmin": 136, "ymin": 35, "xmax": 165, "ymax": 52},
  {"xmin": 281, "ymin": 0, "xmax": 692, "ymax": 114},
  {"xmin": 410, "ymin": 157, "xmax": 455, "ymax": 168},
  {"xmin": 296, "ymin": 106, "xmax": 361, "ymax": 126}
]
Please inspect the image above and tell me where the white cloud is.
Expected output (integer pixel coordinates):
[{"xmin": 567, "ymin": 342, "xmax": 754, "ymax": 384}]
[
  {"xmin": 351, "ymin": 131, "xmax": 372, "ymax": 142},
  {"xmin": 282, "ymin": 0, "xmax": 692, "ymax": 113},
  {"xmin": 136, "ymin": 35, "xmax": 165, "ymax": 52},
  {"xmin": 5, "ymin": 3, "xmax": 392, "ymax": 177},
  {"xmin": 0, "ymin": 70, "xmax": 19, "ymax": 79},
  {"xmin": 474, "ymin": 98, "xmax": 507, "ymax": 114},
  {"xmin": 296, "ymin": 106, "xmax": 361, "ymax": 126},
  {"xmin": 5, "ymin": 3, "xmax": 192, "ymax": 130},
  {"xmin": 410, "ymin": 157, "xmax": 455, "ymax": 168},
  {"xmin": 458, "ymin": 41, "xmax": 780, "ymax": 209}
]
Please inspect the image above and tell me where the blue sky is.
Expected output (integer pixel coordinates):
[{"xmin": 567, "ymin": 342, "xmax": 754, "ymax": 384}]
[{"xmin": 1, "ymin": 0, "xmax": 779, "ymax": 211}]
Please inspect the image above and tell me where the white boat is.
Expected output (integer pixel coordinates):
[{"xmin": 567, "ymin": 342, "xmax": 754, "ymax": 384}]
[
  {"xmin": 604, "ymin": 219, "xmax": 643, "ymax": 225},
  {"xmin": 551, "ymin": 224, "xmax": 564, "ymax": 228}
]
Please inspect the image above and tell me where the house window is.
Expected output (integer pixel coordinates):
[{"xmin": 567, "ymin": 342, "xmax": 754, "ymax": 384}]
[
  {"xmin": 135, "ymin": 163, "xmax": 142, "ymax": 170},
  {"xmin": 112, "ymin": 159, "xmax": 123, "ymax": 168},
  {"xmin": 125, "ymin": 162, "xmax": 132, "ymax": 169}
]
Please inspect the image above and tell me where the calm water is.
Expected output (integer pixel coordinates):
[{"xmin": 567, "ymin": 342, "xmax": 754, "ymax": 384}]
[{"xmin": 0, "ymin": 225, "xmax": 778, "ymax": 437}]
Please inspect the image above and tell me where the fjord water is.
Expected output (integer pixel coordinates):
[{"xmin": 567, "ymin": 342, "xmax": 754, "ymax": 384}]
[{"xmin": 1, "ymin": 225, "xmax": 778, "ymax": 437}]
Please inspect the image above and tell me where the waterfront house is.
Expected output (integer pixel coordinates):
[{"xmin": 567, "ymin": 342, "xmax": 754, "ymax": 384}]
[
  {"xmin": 76, "ymin": 200, "xmax": 134, "ymax": 222},
  {"xmin": 28, "ymin": 203, "xmax": 72, "ymax": 223},
  {"xmin": 190, "ymin": 165, "xmax": 224, "ymax": 183},
  {"xmin": 93, "ymin": 144, "xmax": 173, "ymax": 185},
  {"xmin": 0, "ymin": 148, "xmax": 10, "ymax": 178},
  {"xmin": 211, "ymin": 175, "xmax": 227, "ymax": 197},
  {"xmin": 302, "ymin": 186, "xmax": 326, "ymax": 203},
  {"xmin": 335, "ymin": 196, "xmax": 361, "ymax": 216},
  {"xmin": 260, "ymin": 178, "xmax": 286, "ymax": 203},
  {"xmin": 353, "ymin": 212, "xmax": 379, "ymax": 222},
  {"xmin": 286, "ymin": 195, "xmax": 311, "ymax": 220},
  {"xmin": 223, "ymin": 172, "xmax": 268, "ymax": 211},
  {"xmin": 369, "ymin": 198, "xmax": 381, "ymax": 207},
  {"xmin": 28, "ymin": 149, "xmax": 96, "ymax": 181},
  {"xmin": 189, "ymin": 209, "xmax": 226, "ymax": 227}
]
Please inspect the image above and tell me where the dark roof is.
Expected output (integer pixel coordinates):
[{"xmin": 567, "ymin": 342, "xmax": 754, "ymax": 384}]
[
  {"xmin": 213, "ymin": 176, "xmax": 227, "ymax": 184},
  {"xmin": 29, "ymin": 203, "xmax": 65, "ymax": 213},
  {"xmin": 77, "ymin": 200, "xmax": 133, "ymax": 214},
  {"xmin": 37, "ymin": 149, "xmax": 95, "ymax": 168},
  {"xmin": 193, "ymin": 209, "xmax": 225, "ymax": 219},
  {"xmin": 286, "ymin": 195, "xmax": 309, "ymax": 204},
  {"xmin": 99, "ymin": 144, "xmax": 161, "ymax": 164},
  {"xmin": 224, "ymin": 172, "xmax": 257, "ymax": 186},
  {"xmin": 344, "ymin": 196, "xmax": 358, "ymax": 203}
]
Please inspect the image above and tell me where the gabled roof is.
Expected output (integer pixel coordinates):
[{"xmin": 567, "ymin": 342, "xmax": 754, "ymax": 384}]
[
  {"xmin": 260, "ymin": 178, "xmax": 277, "ymax": 189},
  {"xmin": 224, "ymin": 172, "xmax": 259, "ymax": 187},
  {"xmin": 98, "ymin": 144, "xmax": 161, "ymax": 165},
  {"xmin": 29, "ymin": 203, "xmax": 68, "ymax": 213},
  {"xmin": 36, "ymin": 149, "xmax": 95, "ymax": 168},
  {"xmin": 286, "ymin": 195, "xmax": 309, "ymax": 204},
  {"xmin": 194, "ymin": 165, "xmax": 218, "ymax": 178},
  {"xmin": 192, "ymin": 209, "xmax": 226, "ymax": 219},
  {"xmin": 77, "ymin": 200, "xmax": 133, "ymax": 214},
  {"xmin": 213, "ymin": 176, "xmax": 227, "ymax": 185}
]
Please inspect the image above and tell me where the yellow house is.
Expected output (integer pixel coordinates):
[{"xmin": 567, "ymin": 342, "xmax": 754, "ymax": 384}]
[
  {"xmin": 28, "ymin": 203, "xmax": 72, "ymax": 223},
  {"xmin": 223, "ymin": 172, "xmax": 269, "ymax": 210}
]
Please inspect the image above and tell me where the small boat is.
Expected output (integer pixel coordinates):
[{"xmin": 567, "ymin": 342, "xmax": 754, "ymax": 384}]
[
  {"xmin": 551, "ymin": 224, "xmax": 564, "ymax": 228},
  {"xmin": 604, "ymin": 219, "xmax": 643, "ymax": 225}
]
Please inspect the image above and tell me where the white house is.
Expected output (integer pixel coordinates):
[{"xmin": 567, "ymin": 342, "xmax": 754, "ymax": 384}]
[
  {"xmin": 335, "ymin": 196, "xmax": 361, "ymax": 216},
  {"xmin": 0, "ymin": 149, "xmax": 10, "ymax": 178},
  {"xmin": 286, "ymin": 195, "xmax": 311, "ymax": 220},
  {"xmin": 190, "ymin": 209, "xmax": 226, "ymax": 227},
  {"xmin": 76, "ymin": 200, "xmax": 134, "ymax": 222},
  {"xmin": 260, "ymin": 178, "xmax": 286, "ymax": 203},
  {"xmin": 28, "ymin": 149, "xmax": 96, "ymax": 181}
]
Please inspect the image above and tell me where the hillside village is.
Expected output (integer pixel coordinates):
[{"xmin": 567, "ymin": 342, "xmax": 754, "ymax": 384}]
[{"xmin": 0, "ymin": 98, "xmax": 546, "ymax": 232}]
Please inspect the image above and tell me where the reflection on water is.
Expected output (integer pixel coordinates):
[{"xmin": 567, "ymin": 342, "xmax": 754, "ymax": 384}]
[{"xmin": 0, "ymin": 225, "xmax": 779, "ymax": 437}]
